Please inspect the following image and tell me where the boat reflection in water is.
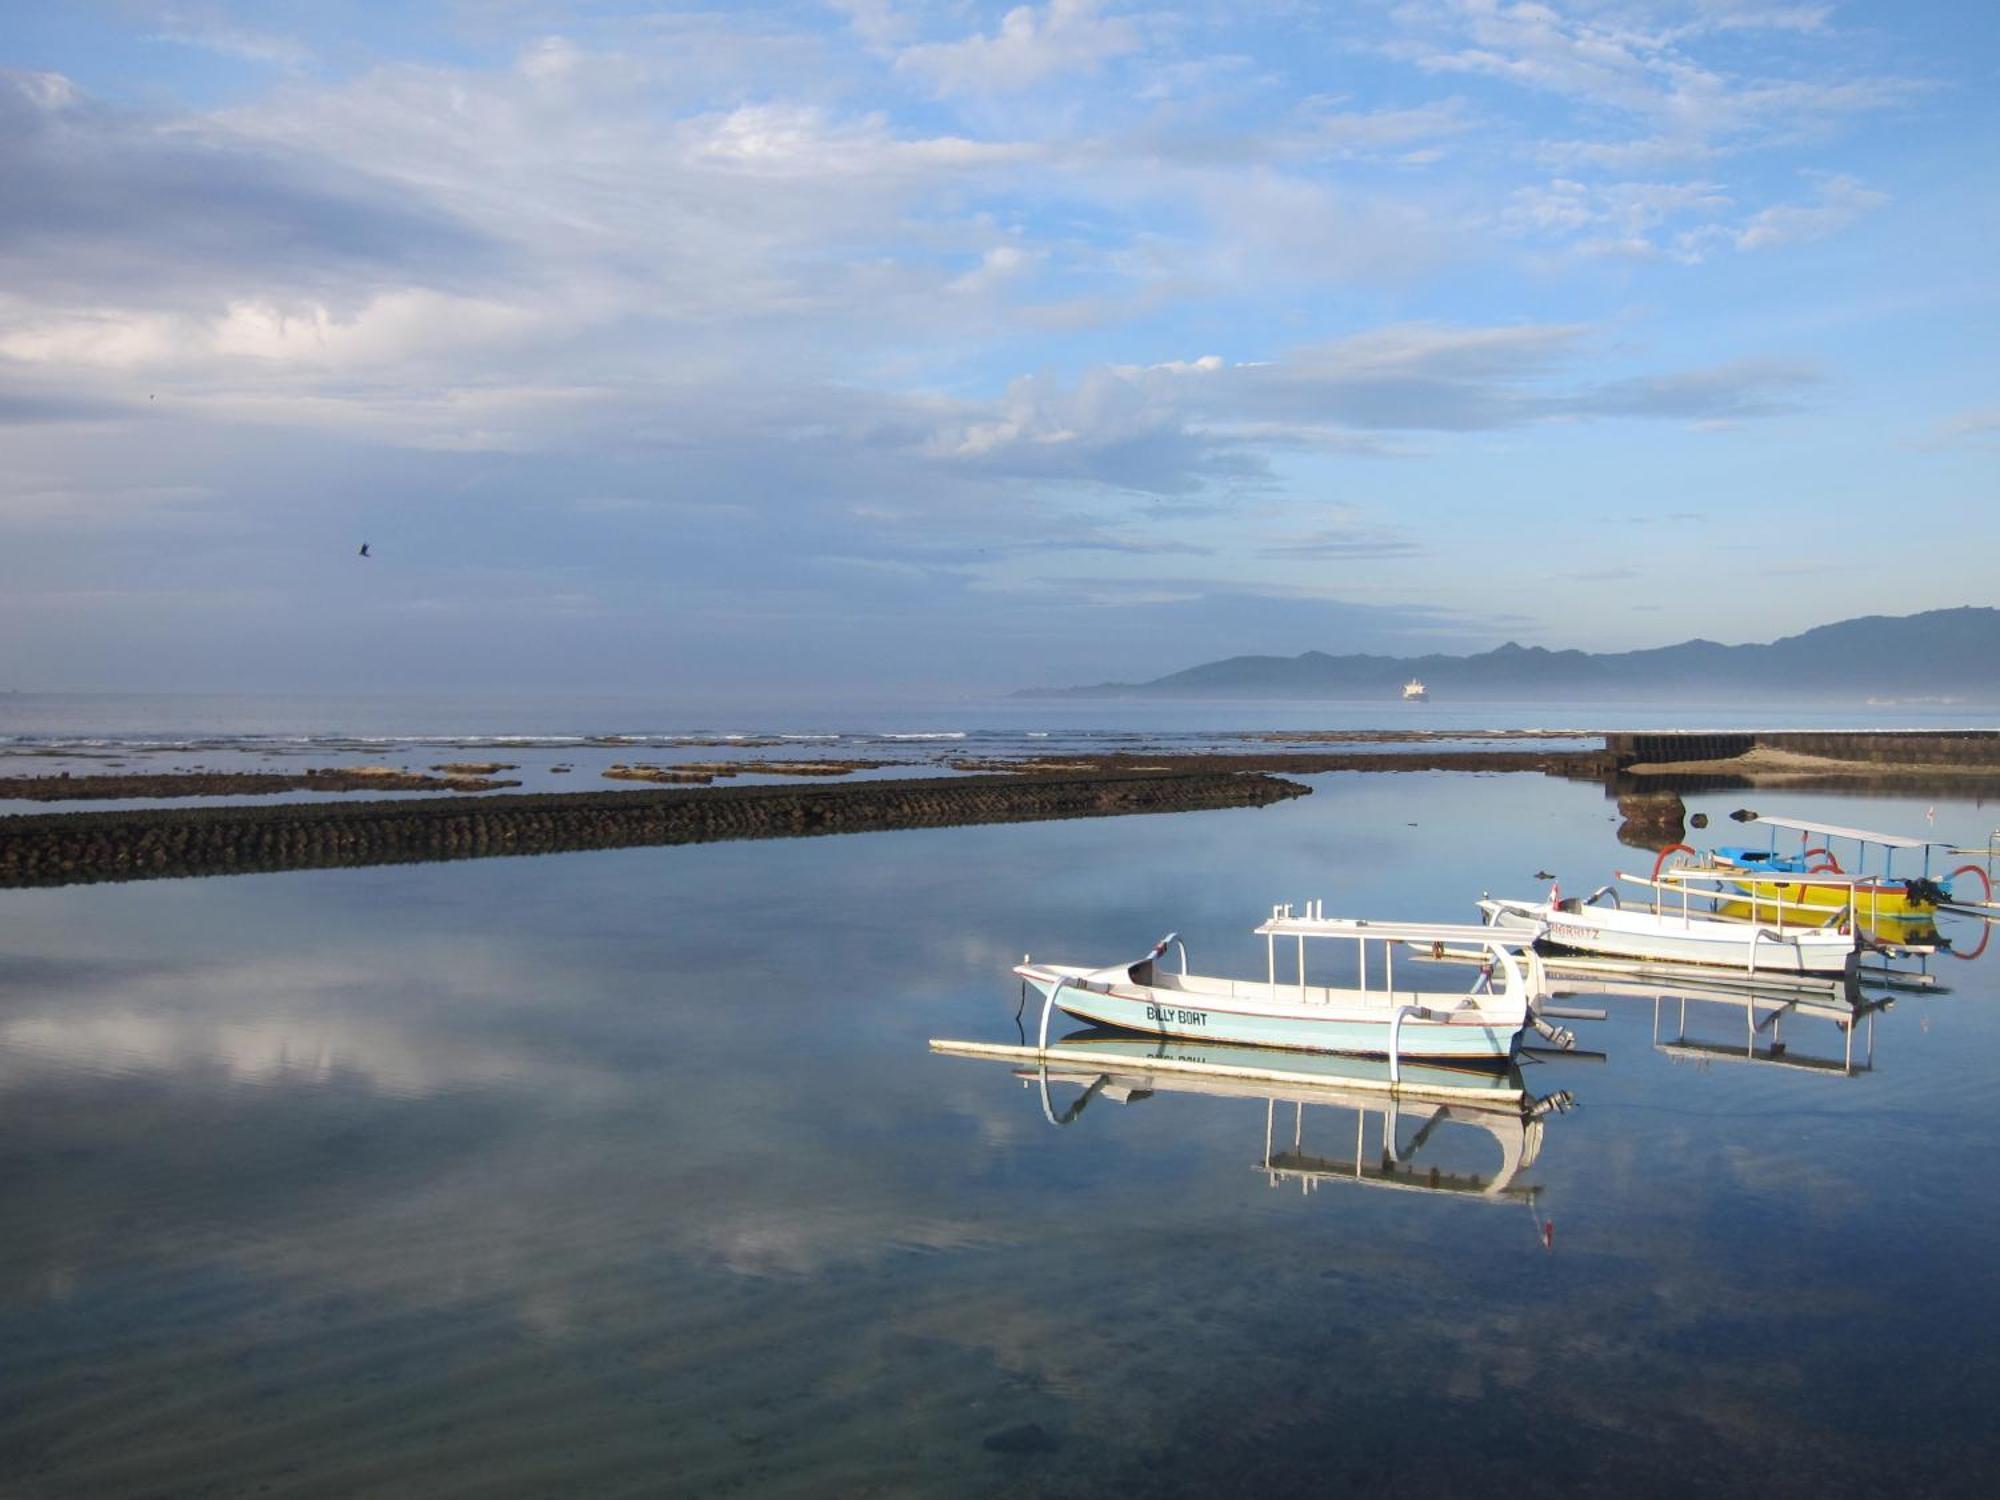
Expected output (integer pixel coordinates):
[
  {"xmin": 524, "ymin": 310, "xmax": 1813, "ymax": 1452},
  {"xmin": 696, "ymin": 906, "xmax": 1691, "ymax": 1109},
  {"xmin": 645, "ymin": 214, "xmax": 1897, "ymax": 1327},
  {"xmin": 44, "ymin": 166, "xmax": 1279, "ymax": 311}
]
[
  {"xmin": 1001, "ymin": 1031, "xmax": 1575, "ymax": 1206},
  {"xmin": 1541, "ymin": 962, "xmax": 1901, "ymax": 1078},
  {"xmin": 1647, "ymin": 981, "xmax": 1892, "ymax": 1077}
]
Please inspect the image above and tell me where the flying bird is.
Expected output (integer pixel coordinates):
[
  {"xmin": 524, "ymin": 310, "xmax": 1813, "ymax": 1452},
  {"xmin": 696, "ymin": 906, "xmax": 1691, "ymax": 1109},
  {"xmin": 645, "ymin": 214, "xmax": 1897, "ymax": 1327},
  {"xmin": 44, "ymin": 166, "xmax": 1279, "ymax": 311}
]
[{"xmin": 358, "ymin": 544, "xmax": 371, "ymax": 558}]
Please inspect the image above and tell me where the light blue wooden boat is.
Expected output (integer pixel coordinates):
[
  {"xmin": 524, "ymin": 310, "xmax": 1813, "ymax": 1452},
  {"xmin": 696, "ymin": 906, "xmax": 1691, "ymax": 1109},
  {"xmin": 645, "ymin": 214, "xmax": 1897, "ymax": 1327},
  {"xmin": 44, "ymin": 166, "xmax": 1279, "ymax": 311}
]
[
  {"xmin": 1014, "ymin": 904, "xmax": 1562, "ymax": 1066},
  {"xmin": 1027, "ymin": 1032, "xmax": 1532, "ymax": 1100}
]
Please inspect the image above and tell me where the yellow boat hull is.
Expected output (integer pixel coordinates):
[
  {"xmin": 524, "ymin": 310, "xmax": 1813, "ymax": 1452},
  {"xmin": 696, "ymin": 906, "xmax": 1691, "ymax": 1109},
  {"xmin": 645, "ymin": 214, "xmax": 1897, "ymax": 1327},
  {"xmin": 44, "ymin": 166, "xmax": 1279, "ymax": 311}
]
[
  {"xmin": 1714, "ymin": 896, "xmax": 1938, "ymax": 948},
  {"xmin": 1727, "ymin": 876, "xmax": 1933, "ymax": 918}
]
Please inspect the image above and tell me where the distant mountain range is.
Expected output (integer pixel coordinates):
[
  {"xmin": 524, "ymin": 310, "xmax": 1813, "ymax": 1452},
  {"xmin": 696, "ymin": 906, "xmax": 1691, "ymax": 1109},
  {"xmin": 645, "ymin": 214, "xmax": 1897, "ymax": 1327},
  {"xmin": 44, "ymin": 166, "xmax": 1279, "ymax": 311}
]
[{"xmin": 1019, "ymin": 607, "xmax": 2000, "ymax": 702}]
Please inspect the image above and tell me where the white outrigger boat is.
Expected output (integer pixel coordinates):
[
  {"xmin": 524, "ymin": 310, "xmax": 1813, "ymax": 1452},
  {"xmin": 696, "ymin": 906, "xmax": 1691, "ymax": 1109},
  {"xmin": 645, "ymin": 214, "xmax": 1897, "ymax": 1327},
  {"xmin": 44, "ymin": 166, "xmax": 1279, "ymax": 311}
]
[
  {"xmin": 1013, "ymin": 904, "xmax": 1570, "ymax": 1066},
  {"xmin": 1479, "ymin": 869, "xmax": 1859, "ymax": 978}
]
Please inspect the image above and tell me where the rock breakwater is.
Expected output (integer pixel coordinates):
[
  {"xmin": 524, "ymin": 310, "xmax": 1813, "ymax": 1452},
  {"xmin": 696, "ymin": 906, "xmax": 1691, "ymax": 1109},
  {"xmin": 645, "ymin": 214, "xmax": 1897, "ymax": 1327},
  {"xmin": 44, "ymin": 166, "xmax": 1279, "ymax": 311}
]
[
  {"xmin": 0, "ymin": 767, "xmax": 521, "ymax": 801},
  {"xmin": 0, "ymin": 769, "xmax": 1308, "ymax": 888},
  {"xmin": 948, "ymin": 749, "xmax": 1615, "ymax": 778}
]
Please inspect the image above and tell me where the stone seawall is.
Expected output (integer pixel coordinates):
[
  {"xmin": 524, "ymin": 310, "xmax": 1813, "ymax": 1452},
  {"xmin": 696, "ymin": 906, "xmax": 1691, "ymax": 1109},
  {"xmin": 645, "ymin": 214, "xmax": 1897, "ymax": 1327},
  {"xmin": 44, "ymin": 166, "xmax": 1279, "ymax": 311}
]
[
  {"xmin": 0, "ymin": 770, "xmax": 1309, "ymax": 889},
  {"xmin": 1608, "ymin": 730, "xmax": 2000, "ymax": 769}
]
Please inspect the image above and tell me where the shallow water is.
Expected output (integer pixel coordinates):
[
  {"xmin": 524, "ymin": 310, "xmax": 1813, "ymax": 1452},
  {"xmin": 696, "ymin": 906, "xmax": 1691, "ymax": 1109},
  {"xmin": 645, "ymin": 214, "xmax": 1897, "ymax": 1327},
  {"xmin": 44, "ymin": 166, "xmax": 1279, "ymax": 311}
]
[{"xmin": 2, "ymin": 773, "xmax": 1997, "ymax": 1495}]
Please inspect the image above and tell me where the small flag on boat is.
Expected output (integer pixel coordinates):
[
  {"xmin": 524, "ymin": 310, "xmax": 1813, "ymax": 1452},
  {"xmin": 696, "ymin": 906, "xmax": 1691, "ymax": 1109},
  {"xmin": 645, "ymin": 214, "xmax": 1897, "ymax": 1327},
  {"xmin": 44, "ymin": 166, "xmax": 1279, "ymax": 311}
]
[
  {"xmin": 1926, "ymin": 806, "xmax": 1936, "ymax": 826},
  {"xmin": 1548, "ymin": 879, "xmax": 1560, "ymax": 909}
]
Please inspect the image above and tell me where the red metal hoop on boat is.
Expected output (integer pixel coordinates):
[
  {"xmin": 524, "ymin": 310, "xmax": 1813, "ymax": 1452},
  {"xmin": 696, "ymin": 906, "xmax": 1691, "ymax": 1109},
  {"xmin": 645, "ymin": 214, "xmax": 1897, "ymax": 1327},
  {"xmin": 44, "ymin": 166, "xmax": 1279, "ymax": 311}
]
[
  {"xmin": 1804, "ymin": 846, "xmax": 1841, "ymax": 873},
  {"xmin": 1950, "ymin": 863, "xmax": 1993, "ymax": 905},
  {"xmin": 1650, "ymin": 843, "xmax": 1699, "ymax": 881}
]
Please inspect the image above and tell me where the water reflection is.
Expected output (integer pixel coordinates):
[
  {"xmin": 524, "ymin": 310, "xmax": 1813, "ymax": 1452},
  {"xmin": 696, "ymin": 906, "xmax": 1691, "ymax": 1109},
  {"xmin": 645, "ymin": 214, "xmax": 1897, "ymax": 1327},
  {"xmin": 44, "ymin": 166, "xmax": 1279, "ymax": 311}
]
[
  {"xmin": 989, "ymin": 1030, "xmax": 1575, "ymax": 1208},
  {"xmin": 1520, "ymin": 954, "xmax": 1912, "ymax": 1079},
  {"xmin": 6, "ymin": 775, "xmax": 2000, "ymax": 1496},
  {"xmin": 1640, "ymin": 980, "xmax": 1890, "ymax": 1077}
]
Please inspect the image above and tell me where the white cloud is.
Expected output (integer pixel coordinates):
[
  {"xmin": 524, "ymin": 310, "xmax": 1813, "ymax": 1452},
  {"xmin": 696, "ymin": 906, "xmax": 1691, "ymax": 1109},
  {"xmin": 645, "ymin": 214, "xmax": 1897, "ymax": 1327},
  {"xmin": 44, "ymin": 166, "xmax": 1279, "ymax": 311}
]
[
  {"xmin": 1256, "ymin": 505, "xmax": 1424, "ymax": 559},
  {"xmin": 828, "ymin": 0, "xmax": 916, "ymax": 48},
  {"xmin": 1382, "ymin": 0, "xmax": 1924, "ymax": 163},
  {"xmin": 1505, "ymin": 176, "xmax": 1734, "ymax": 259},
  {"xmin": 1504, "ymin": 168, "xmax": 1883, "ymax": 261},
  {"xmin": 1733, "ymin": 171, "xmax": 1886, "ymax": 250},
  {"xmin": 897, "ymin": 0, "xmax": 1142, "ymax": 96},
  {"xmin": 1679, "ymin": 1, "xmax": 1831, "ymax": 33},
  {"xmin": 0, "ymin": 481, "xmax": 220, "ymax": 531},
  {"xmin": 1930, "ymin": 405, "xmax": 2000, "ymax": 447},
  {"xmin": 0, "ymin": 291, "xmax": 548, "ymax": 373},
  {"xmin": 147, "ymin": 6, "xmax": 312, "ymax": 69},
  {"xmin": 1295, "ymin": 97, "xmax": 1475, "ymax": 158},
  {"xmin": 947, "ymin": 242, "xmax": 1043, "ymax": 295}
]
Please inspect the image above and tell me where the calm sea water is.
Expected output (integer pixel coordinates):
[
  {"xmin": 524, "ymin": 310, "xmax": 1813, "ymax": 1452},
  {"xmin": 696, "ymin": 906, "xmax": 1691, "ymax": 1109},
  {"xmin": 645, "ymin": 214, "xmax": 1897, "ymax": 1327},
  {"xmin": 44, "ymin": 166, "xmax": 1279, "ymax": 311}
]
[
  {"xmin": 3, "ymin": 691, "xmax": 1994, "ymax": 814},
  {"xmin": 3, "ymin": 763, "xmax": 1997, "ymax": 1495},
  {"xmin": 3, "ymin": 690, "xmax": 1995, "ymax": 745}
]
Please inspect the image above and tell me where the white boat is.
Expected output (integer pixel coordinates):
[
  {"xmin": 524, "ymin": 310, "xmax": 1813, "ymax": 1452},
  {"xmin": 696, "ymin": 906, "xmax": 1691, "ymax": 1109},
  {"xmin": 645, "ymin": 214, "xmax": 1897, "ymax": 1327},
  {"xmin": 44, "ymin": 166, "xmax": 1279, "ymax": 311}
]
[
  {"xmin": 1402, "ymin": 678, "xmax": 1428, "ymax": 701},
  {"xmin": 1014, "ymin": 905, "xmax": 1563, "ymax": 1064},
  {"xmin": 1479, "ymin": 872, "xmax": 1858, "ymax": 977}
]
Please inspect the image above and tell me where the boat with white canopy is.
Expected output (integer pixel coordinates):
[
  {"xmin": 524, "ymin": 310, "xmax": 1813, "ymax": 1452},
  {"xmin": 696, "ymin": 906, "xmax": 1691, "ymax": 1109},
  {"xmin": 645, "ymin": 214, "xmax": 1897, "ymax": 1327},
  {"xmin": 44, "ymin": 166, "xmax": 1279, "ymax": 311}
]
[
  {"xmin": 1661, "ymin": 811, "xmax": 1987, "ymax": 918},
  {"xmin": 1479, "ymin": 869, "xmax": 1860, "ymax": 977},
  {"xmin": 1013, "ymin": 905, "xmax": 1571, "ymax": 1064}
]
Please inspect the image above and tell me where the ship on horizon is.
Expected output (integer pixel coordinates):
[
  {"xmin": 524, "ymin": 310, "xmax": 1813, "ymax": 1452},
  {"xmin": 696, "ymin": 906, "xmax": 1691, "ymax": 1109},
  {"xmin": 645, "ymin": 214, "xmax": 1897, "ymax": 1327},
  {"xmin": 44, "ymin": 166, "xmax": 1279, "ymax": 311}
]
[{"xmin": 1402, "ymin": 678, "xmax": 1428, "ymax": 702}]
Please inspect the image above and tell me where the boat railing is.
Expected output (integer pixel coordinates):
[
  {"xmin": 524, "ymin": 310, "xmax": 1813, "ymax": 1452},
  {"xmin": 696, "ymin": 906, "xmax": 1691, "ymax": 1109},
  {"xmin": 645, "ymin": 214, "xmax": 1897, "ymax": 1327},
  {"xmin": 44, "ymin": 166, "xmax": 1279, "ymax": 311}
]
[
  {"xmin": 1745, "ymin": 925, "xmax": 1805, "ymax": 976},
  {"xmin": 1618, "ymin": 867, "xmax": 1866, "ymax": 932},
  {"xmin": 1385, "ymin": 1005, "xmax": 1445, "ymax": 1085},
  {"xmin": 1253, "ymin": 905, "xmax": 1547, "ymax": 1014},
  {"xmin": 1145, "ymin": 930, "xmax": 1190, "ymax": 977}
]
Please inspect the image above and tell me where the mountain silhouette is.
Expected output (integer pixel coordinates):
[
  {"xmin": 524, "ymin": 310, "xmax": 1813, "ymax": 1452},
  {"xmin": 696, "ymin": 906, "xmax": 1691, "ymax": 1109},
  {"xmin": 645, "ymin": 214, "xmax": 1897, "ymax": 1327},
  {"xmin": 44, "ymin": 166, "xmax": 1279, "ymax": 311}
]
[{"xmin": 1018, "ymin": 607, "xmax": 2000, "ymax": 701}]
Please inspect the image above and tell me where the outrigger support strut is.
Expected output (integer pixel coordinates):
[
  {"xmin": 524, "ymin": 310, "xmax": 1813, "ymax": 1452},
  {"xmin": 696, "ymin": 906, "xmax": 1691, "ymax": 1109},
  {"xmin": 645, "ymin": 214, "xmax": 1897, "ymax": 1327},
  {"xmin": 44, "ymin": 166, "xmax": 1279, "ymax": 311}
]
[
  {"xmin": 1530, "ymin": 1012, "xmax": 1578, "ymax": 1051},
  {"xmin": 1036, "ymin": 977, "xmax": 1069, "ymax": 1125}
]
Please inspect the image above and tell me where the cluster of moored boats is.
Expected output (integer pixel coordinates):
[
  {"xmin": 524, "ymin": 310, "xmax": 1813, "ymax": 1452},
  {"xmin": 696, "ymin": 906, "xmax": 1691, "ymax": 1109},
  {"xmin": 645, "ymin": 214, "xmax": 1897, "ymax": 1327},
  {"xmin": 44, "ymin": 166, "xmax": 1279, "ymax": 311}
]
[
  {"xmin": 1005, "ymin": 811, "xmax": 1997, "ymax": 1070},
  {"xmin": 924, "ymin": 811, "xmax": 1996, "ymax": 1215}
]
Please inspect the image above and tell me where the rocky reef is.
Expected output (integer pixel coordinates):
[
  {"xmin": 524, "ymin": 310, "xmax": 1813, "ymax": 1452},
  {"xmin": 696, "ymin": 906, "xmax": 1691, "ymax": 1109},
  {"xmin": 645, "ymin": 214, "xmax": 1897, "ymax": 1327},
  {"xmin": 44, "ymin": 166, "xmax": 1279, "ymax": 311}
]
[
  {"xmin": 0, "ymin": 765, "xmax": 520, "ymax": 801},
  {"xmin": 0, "ymin": 769, "xmax": 1309, "ymax": 888}
]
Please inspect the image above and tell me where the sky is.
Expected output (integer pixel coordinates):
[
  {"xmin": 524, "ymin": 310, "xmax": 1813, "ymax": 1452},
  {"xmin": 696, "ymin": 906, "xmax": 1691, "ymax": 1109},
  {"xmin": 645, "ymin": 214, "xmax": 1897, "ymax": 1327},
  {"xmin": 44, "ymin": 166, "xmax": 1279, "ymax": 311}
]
[{"xmin": 1, "ymin": 0, "xmax": 1995, "ymax": 699}]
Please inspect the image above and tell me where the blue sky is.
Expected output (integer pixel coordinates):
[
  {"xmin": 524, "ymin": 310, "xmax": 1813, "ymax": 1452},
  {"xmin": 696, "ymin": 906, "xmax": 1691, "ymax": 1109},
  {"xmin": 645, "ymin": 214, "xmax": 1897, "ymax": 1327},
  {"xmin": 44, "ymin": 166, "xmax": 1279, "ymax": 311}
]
[{"xmin": 1, "ymin": 1, "xmax": 1994, "ymax": 697}]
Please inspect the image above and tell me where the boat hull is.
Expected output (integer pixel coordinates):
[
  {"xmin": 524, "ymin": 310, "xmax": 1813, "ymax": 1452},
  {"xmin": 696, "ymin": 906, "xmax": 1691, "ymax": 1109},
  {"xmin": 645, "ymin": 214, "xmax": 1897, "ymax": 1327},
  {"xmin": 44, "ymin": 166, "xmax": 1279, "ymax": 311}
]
[
  {"xmin": 1712, "ymin": 846, "xmax": 1939, "ymax": 916},
  {"xmin": 1727, "ymin": 875, "xmax": 1933, "ymax": 918},
  {"xmin": 1711, "ymin": 898, "xmax": 1940, "ymax": 949},
  {"xmin": 1481, "ymin": 900, "xmax": 1855, "ymax": 976},
  {"xmin": 1022, "ymin": 973, "xmax": 1521, "ymax": 1061},
  {"xmin": 1035, "ymin": 1031, "xmax": 1527, "ymax": 1102}
]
